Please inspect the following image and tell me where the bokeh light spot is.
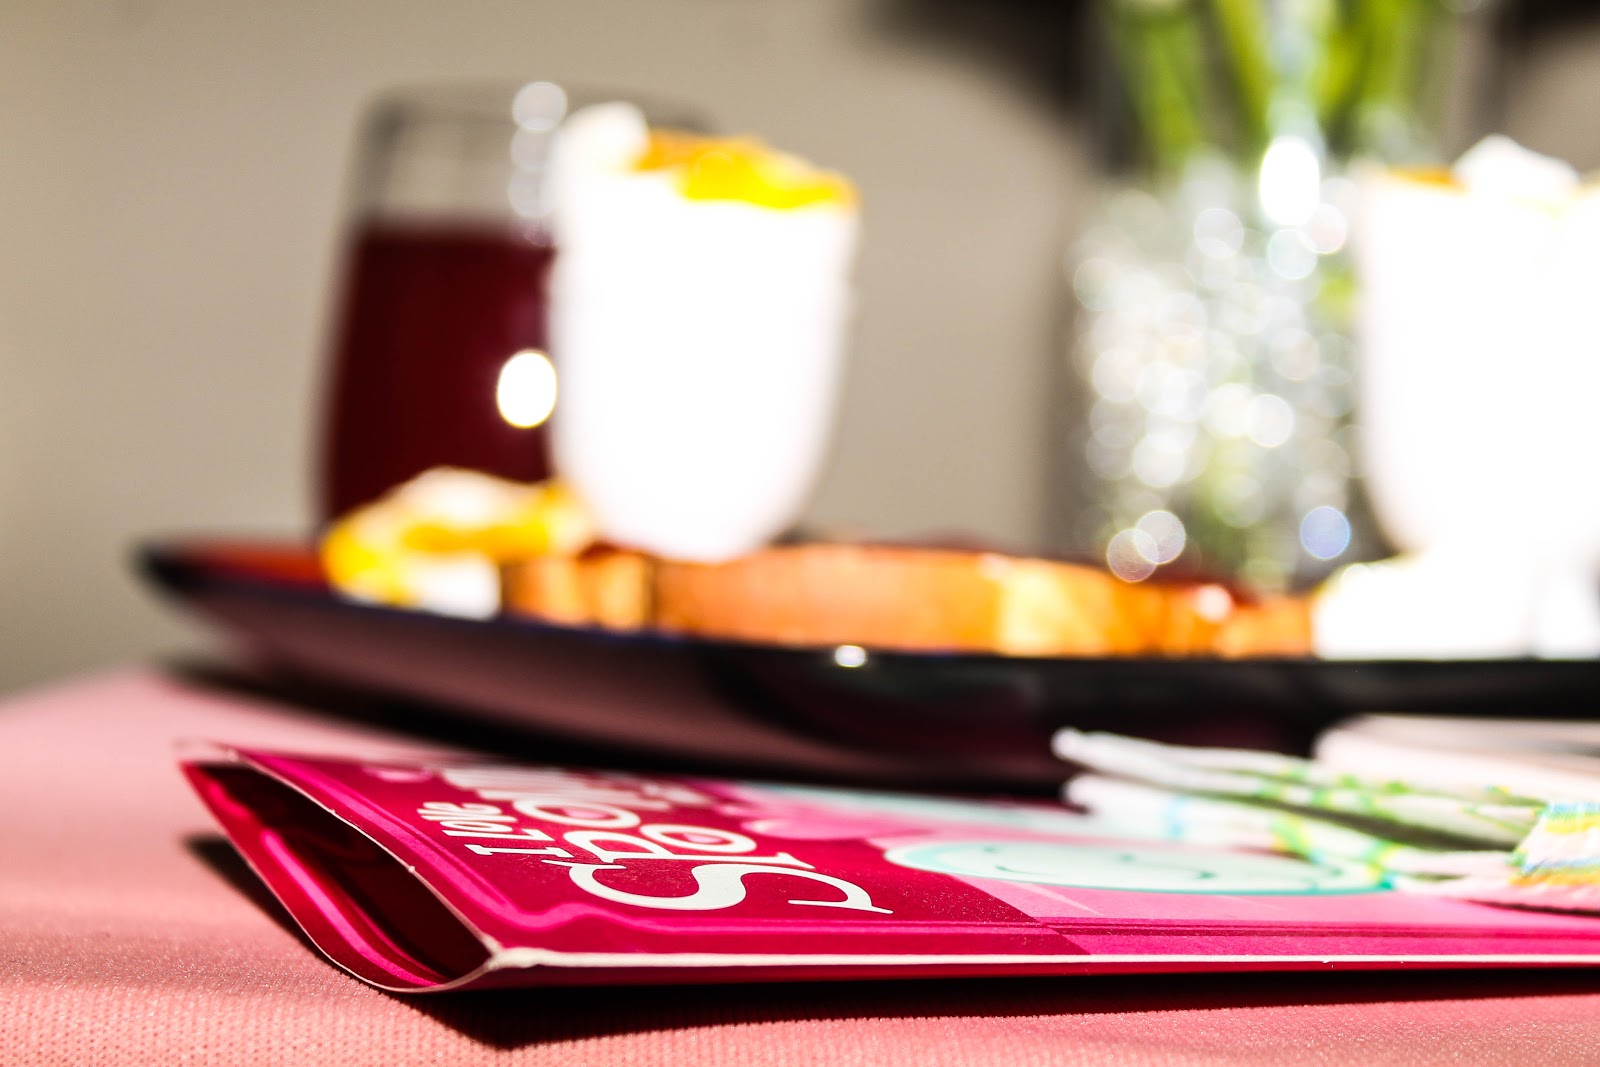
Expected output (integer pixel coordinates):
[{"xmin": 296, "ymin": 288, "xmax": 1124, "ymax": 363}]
[{"xmin": 496, "ymin": 349, "xmax": 558, "ymax": 428}]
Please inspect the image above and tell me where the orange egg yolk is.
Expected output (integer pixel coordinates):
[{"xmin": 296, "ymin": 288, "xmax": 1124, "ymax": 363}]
[{"xmin": 634, "ymin": 130, "xmax": 856, "ymax": 209}]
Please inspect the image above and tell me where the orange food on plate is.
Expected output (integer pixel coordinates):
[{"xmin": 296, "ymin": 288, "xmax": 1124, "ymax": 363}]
[{"xmin": 323, "ymin": 468, "xmax": 1313, "ymax": 657}]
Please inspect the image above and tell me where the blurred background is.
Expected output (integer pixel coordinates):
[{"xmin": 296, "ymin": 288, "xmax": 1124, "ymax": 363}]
[{"xmin": 4, "ymin": 0, "xmax": 1600, "ymax": 692}]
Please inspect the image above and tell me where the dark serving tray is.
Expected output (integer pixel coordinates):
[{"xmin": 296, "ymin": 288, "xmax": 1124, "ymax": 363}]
[{"xmin": 138, "ymin": 537, "xmax": 1600, "ymax": 790}]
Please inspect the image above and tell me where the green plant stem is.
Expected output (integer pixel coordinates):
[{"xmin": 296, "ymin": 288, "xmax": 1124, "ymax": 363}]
[
  {"xmin": 1347, "ymin": 0, "xmax": 1438, "ymax": 157},
  {"xmin": 1208, "ymin": 0, "xmax": 1272, "ymax": 157},
  {"xmin": 1107, "ymin": 2, "xmax": 1210, "ymax": 175},
  {"xmin": 1313, "ymin": 4, "xmax": 1363, "ymax": 154}
]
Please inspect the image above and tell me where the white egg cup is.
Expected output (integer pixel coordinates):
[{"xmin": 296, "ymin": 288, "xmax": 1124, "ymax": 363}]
[
  {"xmin": 1353, "ymin": 169, "xmax": 1600, "ymax": 658},
  {"xmin": 551, "ymin": 262, "xmax": 854, "ymax": 562},
  {"xmin": 547, "ymin": 104, "xmax": 858, "ymax": 563}
]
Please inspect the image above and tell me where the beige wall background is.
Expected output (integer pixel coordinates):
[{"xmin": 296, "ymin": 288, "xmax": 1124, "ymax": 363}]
[{"xmin": 2, "ymin": 1, "xmax": 1598, "ymax": 693}]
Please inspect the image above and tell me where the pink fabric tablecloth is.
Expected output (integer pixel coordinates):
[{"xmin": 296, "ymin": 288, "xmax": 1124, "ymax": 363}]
[{"xmin": 5, "ymin": 667, "xmax": 1600, "ymax": 1066}]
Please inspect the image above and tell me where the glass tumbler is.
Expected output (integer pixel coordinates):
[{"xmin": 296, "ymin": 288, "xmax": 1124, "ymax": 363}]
[{"xmin": 316, "ymin": 81, "xmax": 694, "ymax": 522}]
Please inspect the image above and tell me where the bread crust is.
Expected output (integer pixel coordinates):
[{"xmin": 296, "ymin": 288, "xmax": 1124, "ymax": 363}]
[{"xmin": 501, "ymin": 545, "xmax": 651, "ymax": 631}]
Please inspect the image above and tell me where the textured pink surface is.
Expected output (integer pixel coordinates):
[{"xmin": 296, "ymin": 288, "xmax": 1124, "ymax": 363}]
[{"xmin": 5, "ymin": 667, "xmax": 1600, "ymax": 1065}]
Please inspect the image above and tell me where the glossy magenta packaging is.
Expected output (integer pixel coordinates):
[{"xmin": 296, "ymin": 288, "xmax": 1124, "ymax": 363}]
[{"xmin": 182, "ymin": 745, "xmax": 1600, "ymax": 992}]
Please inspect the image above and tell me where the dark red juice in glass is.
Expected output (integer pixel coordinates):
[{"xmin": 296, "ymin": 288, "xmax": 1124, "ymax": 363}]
[{"xmin": 318, "ymin": 220, "xmax": 556, "ymax": 521}]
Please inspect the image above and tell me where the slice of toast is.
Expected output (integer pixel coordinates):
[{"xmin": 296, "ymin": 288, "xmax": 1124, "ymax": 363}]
[
  {"xmin": 653, "ymin": 544, "xmax": 1078, "ymax": 653},
  {"xmin": 501, "ymin": 541, "xmax": 1312, "ymax": 658}
]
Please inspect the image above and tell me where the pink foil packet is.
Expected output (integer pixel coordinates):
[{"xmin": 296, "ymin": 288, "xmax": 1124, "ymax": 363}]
[{"xmin": 182, "ymin": 744, "xmax": 1600, "ymax": 992}]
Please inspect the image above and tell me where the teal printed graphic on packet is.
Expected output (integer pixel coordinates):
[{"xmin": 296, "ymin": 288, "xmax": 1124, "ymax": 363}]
[{"xmin": 883, "ymin": 840, "xmax": 1386, "ymax": 895}]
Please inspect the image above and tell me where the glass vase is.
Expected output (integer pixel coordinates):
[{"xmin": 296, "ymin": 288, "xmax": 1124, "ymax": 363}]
[{"xmin": 1068, "ymin": 156, "xmax": 1382, "ymax": 593}]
